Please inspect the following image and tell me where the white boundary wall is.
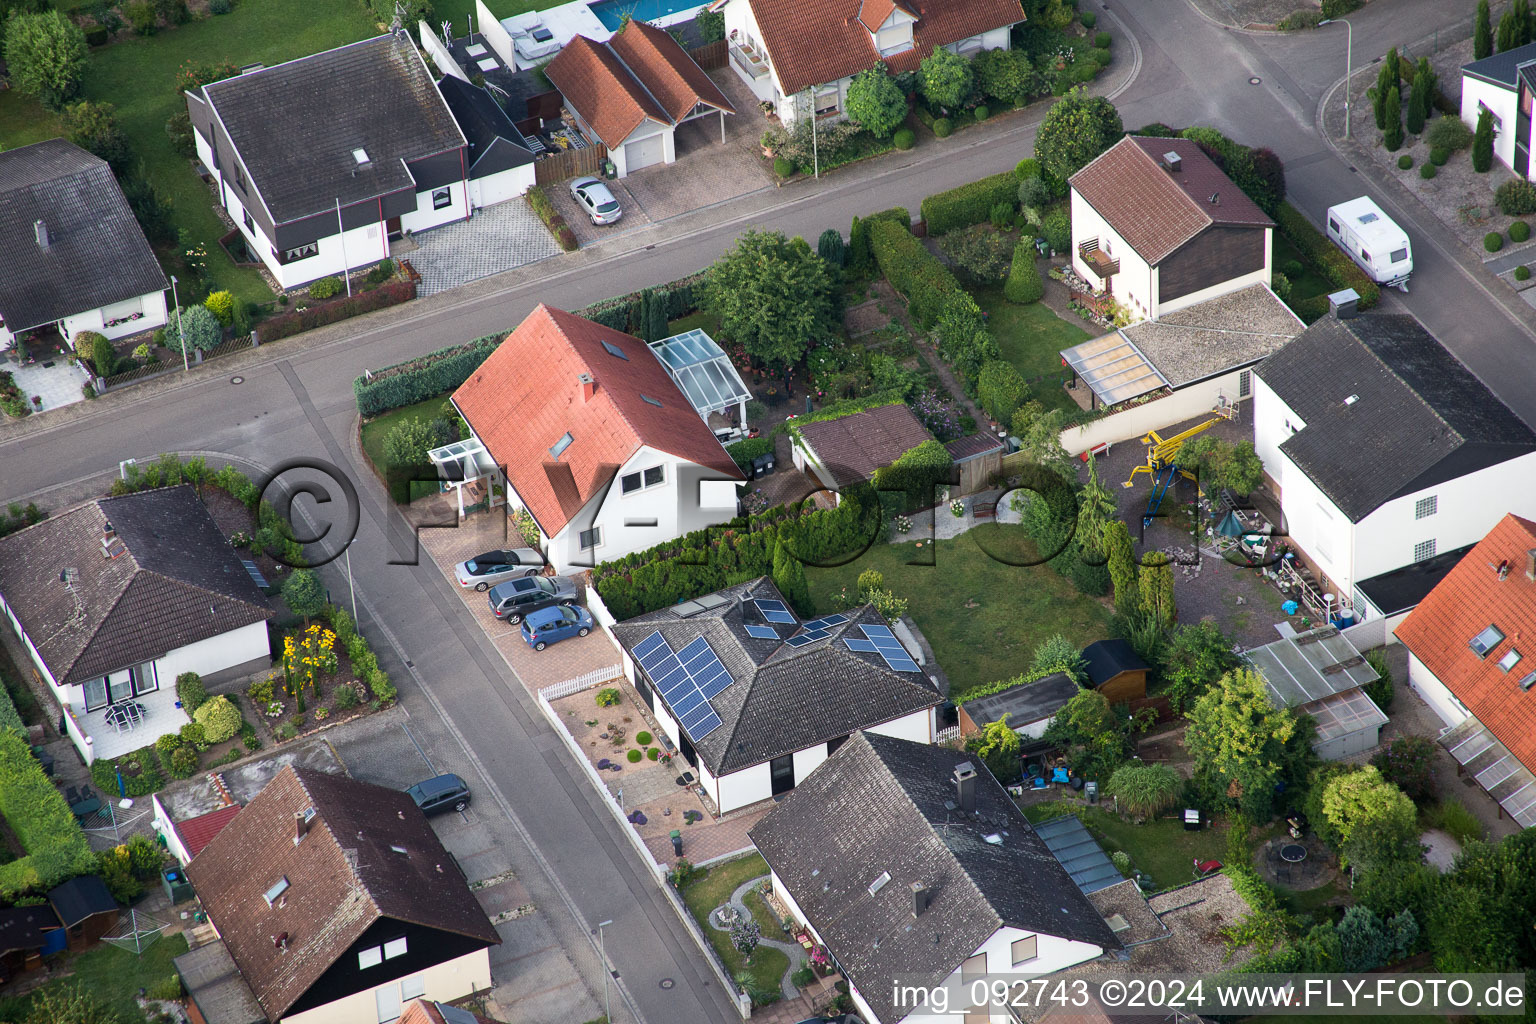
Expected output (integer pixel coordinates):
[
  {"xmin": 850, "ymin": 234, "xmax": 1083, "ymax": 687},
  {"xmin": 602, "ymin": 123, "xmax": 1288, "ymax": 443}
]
[
  {"xmin": 420, "ymin": 21, "xmax": 470, "ymax": 82},
  {"xmin": 476, "ymin": 0, "xmax": 518, "ymax": 70}
]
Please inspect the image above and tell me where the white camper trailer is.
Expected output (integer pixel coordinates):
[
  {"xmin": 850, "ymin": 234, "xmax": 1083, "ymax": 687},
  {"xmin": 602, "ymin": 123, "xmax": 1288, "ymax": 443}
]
[{"xmin": 1326, "ymin": 196, "xmax": 1412, "ymax": 291}]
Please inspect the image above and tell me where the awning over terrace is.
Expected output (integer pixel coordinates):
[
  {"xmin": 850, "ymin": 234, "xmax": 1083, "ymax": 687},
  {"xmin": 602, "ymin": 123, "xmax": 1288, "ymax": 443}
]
[
  {"xmin": 1439, "ymin": 715, "xmax": 1536, "ymax": 828},
  {"xmin": 1060, "ymin": 331, "xmax": 1167, "ymax": 408},
  {"xmin": 649, "ymin": 329, "xmax": 751, "ymax": 418}
]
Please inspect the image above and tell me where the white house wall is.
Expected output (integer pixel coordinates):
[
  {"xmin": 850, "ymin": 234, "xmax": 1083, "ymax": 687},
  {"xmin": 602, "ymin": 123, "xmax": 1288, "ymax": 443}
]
[
  {"xmin": 1059, "ymin": 367, "xmax": 1253, "ymax": 456},
  {"xmin": 1154, "ymin": 227, "xmax": 1272, "ymax": 317},
  {"xmin": 399, "ymin": 177, "xmax": 469, "ymax": 235},
  {"xmin": 469, "ymin": 163, "xmax": 535, "ymax": 208},
  {"xmin": 155, "ymin": 619, "xmax": 270, "ymax": 683},
  {"xmin": 1070, "ymin": 191, "xmax": 1154, "ymax": 317},
  {"xmin": 280, "ymin": 947, "xmax": 492, "ymax": 1024},
  {"xmin": 612, "ymin": 124, "xmax": 675, "ymax": 178},
  {"xmin": 1401, "ymin": 651, "xmax": 1472, "ymax": 732},
  {"xmin": 1352, "ymin": 453, "xmax": 1536, "ymax": 583},
  {"xmin": 63, "ymin": 290, "xmax": 169, "ymax": 345},
  {"xmin": 218, "ymin": 179, "xmax": 397, "ymax": 290},
  {"xmin": 723, "ymin": 0, "xmax": 778, "ymax": 107},
  {"xmin": 1461, "ymin": 75, "xmax": 1517, "ymax": 172},
  {"xmin": 151, "ymin": 794, "xmax": 195, "ymax": 867}
]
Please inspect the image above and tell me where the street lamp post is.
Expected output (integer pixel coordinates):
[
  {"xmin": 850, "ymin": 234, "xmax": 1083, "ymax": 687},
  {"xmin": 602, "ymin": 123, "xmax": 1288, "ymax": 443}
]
[
  {"xmin": 344, "ymin": 540, "xmax": 358, "ymax": 624},
  {"xmin": 1319, "ymin": 18, "xmax": 1353, "ymax": 139},
  {"xmin": 169, "ymin": 275, "xmax": 188, "ymax": 372},
  {"xmin": 596, "ymin": 919, "xmax": 613, "ymax": 1024}
]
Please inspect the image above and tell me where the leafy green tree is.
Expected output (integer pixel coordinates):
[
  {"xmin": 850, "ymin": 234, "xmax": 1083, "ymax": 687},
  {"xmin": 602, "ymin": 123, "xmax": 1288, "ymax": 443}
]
[
  {"xmin": 1030, "ymin": 634, "xmax": 1086, "ymax": 682},
  {"xmin": 1177, "ymin": 437, "xmax": 1264, "ymax": 496},
  {"xmin": 972, "ymin": 47, "xmax": 1035, "ymax": 107},
  {"xmin": 1382, "ymin": 85, "xmax": 1403, "ymax": 152},
  {"xmin": 1473, "ymin": 107, "xmax": 1494, "ymax": 172},
  {"xmin": 1138, "ymin": 552, "xmax": 1175, "ymax": 628},
  {"xmin": 964, "ymin": 714, "xmax": 1022, "ymax": 783},
  {"xmin": 1103, "ymin": 520, "xmax": 1140, "ymax": 615},
  {"xmin": 846, "ymin": 63, "xmax": 906, "ymax": 138},
  {"xmin": 1475, "ymin": 0, "xmax": 1493, "ymax": 59},
  {"xmin": 977, "ymin": 359, "xmax": 1029, "ymax": 425},
  {"xmin": 1160, "ymin": 620, "xmax": 1238, "ymax": 713},
  {"xmin": 1185, "ymin": 668, "xmax": 1296, "ymax": 816},
  {"xmin": 1043, "ymin": 689, "xmax": 1131, "ymax": 782},
  {"xmin": 1033, "ymin": 86, "xmax": 1123, "ymax": 181},
  {"xmin": 1383, "ymin": 46, "xmax": 1400, "ymax": 88},
  {"xmin": 917, "ymin": 46, "xmax": 972, "ymax": 110},
  {"xmin": 3, "ymin": 10, "xmax": 88, "ymax": 110},
  {"xmin": 1336, "ymin": 906, "xmax": 1392, "ymax": 972},
  {"xmin": 1075, "ymin": 454, "xmax": 1115, "ymax": 559},
  {"xmin": 24, "ymin": 984, "xmax": 121, "ymax": 1024},
  {"xmin": 1498, "ymin": 9, "xmax": 1520, "ymax": 52},
  {"xmin": 60, "ymin": 100, "xmax": 128, "ymax": 171},
  {"xmin": 704, "ymin": 229, "xmax": 836, "ymax": 372},
  {"xmin": 1010, "ymin": 402, "xmax": 1073, "ymax": 480},
  {"xmin": 1106, "ymin": 762, "xmax": 1180, "ymax": 817},
  {"xmin": 281, "ymin": 568, "xmax": 326, "ymax": 625},
  {"xmin": 1406, "ymin": 69, "xmax": 1429, "ymax": 135},
  {"xmin": 1322, "ymin": 765, "xmax": 1420, "ymax": 872},
  {"xmin": 167, "ymin": 304, "xmax": 222, "ymax": 354},
  {"xmin": 193, "ymin": 694, "xmax": 242, "ymax": 743},
  {"xmin": 1372, "ymin": 62, "xmax": 1393, "ymax": 131}
]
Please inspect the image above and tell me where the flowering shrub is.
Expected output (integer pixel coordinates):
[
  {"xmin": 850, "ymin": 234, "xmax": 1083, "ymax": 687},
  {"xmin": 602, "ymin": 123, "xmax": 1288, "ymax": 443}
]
[
  {"xmin": 951, "ymin": 499, "xmax": 965, "ymax": 517},
  {"xmin": 282, "ymin": 625, "xmax": 337, "ymax": 712},
  {"xmin": 264, "ymin": 700, "xmax": 285, "ymax": 719},
  {"xmin": 893, "ymin": 514, "xmax": 912, "ymax": 533},
  {"xmin": 911, "ymin": 388, "xmax": 964, "ymax": 441}
]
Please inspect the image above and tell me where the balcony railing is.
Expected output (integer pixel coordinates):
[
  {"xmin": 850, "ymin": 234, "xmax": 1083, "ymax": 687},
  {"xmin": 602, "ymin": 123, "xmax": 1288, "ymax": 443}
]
[
  {"xmin": 1078, "ymin": 238, "xmax": 1120, "ymax": 278},
  {"xmin": 730, "ymin": 43, "xmax": 769, "ymax": 80}
]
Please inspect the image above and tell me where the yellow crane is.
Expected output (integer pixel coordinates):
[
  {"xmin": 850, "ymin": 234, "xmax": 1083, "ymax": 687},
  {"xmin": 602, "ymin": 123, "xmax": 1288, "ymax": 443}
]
[{"xmin": 1122, "ymin": 417, "xmax": 1220, "ymax": 489}]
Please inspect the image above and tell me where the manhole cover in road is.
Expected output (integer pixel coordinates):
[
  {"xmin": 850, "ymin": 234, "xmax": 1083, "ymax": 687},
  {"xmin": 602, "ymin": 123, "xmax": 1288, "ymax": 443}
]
[
  {"xmin": 1249, "ymin": 77, "xmax": 1261, "ymax": 85},
  {"xmin": 230, "ymin": 376, "xmax": 244, "ymax": 384},
  {"xmin": 660, "ymin": 978, "xmax": 675, "ymax": 989}
]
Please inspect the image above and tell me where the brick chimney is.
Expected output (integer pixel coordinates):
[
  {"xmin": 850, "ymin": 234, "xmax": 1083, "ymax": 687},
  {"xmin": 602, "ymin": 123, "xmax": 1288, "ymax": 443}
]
[
  {"xmin": 953, "ymin": 761, "xmax": 977, "ymax": 813},
  {"xmin": 910, "ymin": 881, "xmax": 929, "ymax": 917},
  {"xmin": 579, "ymin": 372, "xmax": 598, "ymax": 402}
]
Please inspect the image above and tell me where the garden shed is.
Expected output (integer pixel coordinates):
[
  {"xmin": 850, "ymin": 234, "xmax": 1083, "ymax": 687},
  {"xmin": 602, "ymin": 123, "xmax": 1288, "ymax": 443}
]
[
  {"xmin": 958, "ymin": 672, "xmax": 1080, "ymax": 740},
  {"xmin": 47, "ymin": 874, "xmax": 119, "ymax": 951},
  {"xmin": 1243, "ymin": 625, "xmax": 1386, "ymax": 761},
  {"xmin": 1080, "ymin": 639, "xmax": 1148, "ymax": 704}
]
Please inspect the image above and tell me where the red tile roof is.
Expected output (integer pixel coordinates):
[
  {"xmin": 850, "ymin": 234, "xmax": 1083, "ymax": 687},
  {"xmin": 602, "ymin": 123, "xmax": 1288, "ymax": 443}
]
[
  {"xmin": 1069, "ymin": 137, "xmax": 1273, "ymax": 265},
  {"xmin": 545, "ymin": 35, "xmax": 669, "ymax": 148},
  {"xmin": 545, "ymin": 24, "xmax": 733, "ymax": 150},
  {"xmin": 453, "ymin": 306, "xmax": 744, "ymax": 538},
  {"xmin": 174, "ymin": 804, "xmax": 242, "ymax": 860},
  {"xmin": 399, "ymin": 1000, "xmax": 505, "ymax": 1024},
  {"xmin": 610, "ymin": 21, "xmax": 735, "ymax": 123},
  {"xmin": 742, "ymin": 0, "xmax": 1025, "ymax": 97},
  {"xmin": 1395, "ymin": 514, "xmax": 1536, "ymax": 772}
]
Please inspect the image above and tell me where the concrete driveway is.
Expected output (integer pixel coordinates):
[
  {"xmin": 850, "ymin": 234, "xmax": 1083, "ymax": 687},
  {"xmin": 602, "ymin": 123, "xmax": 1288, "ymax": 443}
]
[{"xmin": 404, "ymin": 199, "xmax": 563, "ymax": 297}]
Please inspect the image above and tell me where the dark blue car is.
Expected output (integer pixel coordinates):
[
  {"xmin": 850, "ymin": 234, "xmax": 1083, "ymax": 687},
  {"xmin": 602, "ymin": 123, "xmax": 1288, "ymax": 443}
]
[{"xmin": 520, "ymin": 604, "xmax": 594, "ymax": 651}]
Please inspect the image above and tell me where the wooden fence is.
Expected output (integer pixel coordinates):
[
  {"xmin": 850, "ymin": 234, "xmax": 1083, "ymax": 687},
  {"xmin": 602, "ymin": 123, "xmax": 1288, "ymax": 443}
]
[
  {"xmin": 688, "ymin": 39, "xmax": 726, "ymax": 70},
  {"xmin": 203, "ymin": 333, "xmax": 254, "ymax": 361},
  {"xmin": 101, "ymin": 362, "xmax": 172, "ymax": 391},
  {"xmin": 533, "ymin": 143, "xmax": 609, "ymax": 186}
]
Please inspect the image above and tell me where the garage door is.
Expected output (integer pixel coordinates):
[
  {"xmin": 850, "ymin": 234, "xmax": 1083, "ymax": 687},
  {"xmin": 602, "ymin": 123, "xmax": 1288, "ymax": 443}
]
[{"xmin": 625, "ymin": 133, "xmax": 666, "ymax": 172}]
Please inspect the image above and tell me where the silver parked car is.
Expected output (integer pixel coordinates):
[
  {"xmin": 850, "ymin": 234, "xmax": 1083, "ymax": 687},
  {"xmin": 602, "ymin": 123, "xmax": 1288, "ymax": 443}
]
[
  {"xmin": 570, "ymin": 176, "xmax": 622, "ymax": 225},
  {"xmin": 454, "ymin": 547, "xmax": 547, "ymax": 590}
]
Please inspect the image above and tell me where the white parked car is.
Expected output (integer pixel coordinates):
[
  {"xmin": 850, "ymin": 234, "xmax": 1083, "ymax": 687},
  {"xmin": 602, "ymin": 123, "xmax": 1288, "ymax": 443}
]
[
  {"xmin": 453, "ymin": 548, "xmax": 547, "ymax": 590},
  {"xmin": 570, "ymin": 176, "xmax": 622, "ymax": 225}
]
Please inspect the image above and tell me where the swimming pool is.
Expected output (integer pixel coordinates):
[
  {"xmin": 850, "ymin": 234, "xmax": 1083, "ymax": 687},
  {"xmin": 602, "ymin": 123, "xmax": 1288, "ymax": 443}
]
[{"xmin": 588, "ymin": 0, "xmax": 702, "ymax": 31}]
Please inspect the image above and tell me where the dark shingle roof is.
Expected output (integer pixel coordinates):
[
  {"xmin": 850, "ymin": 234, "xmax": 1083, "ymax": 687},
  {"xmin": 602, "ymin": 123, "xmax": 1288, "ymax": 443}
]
[
  {"xmin": 186, "ymin": 766, "xmax": 500, "ymax": 1021},
  {"xmin": 1356, "ymin": 544, "xmax": 1474, "ymax": 617},
  {"xmin": 750, "ymin": 732, "xmax": 1118, "ymax": 1024},
  {"xmin": 48, "ymin": 875, "xmax": 117, "ymax": 928},
  {"xmin": 1461, "ymin": 40, "xmax": 1536, "ymax": 87},
  {"xmin": 1081, "ymin": 639, "xmax": 1149, "ymax": 687},
  {"xmin": 435, "ymin": 77, "xmax": 535, "ymax": 178},
  {"xmin": 0, "ymin": 905, "xmax": 58, "ymax": 955},
  {"xmin": 1257, "ymin": 314, "xmax": 1536, "ymax": 523},
  {"xmin": 0, "ymin": 139, "xmax": 167, "ymax": 333},
  {"xmin": 610, "ymin": 578, "xmax": 941, "ymax": 774},
  {"xmin": 962, "ymin": 672, "xmax": 1079, "ymax": 728},
  {"xmin": 0, "ymin": 485, "xmax": 273, "ymax": 686},
  {"xmin": 794, "ymin": 403, "xmax": 934, "ymax": 486},
  {"xmin": 200, "ymin": 34, "xmax": 465, "ymax": 225}
]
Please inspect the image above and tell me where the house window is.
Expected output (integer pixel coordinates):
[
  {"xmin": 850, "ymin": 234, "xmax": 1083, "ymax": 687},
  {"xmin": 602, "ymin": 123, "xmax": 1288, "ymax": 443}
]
[
  {"xmin": 432, "ymin": 187, "xmax": 452, "ymax": 210},
  {"xmin": 130, "ymin": 662, "xmax": 157, "ymax": 695},
  {"xmin": 549, "ymin": 432, "xmax": 574, "ymax": 460},
  {"xmin": 358, "ymin": 945, "xmax": 383, "ymax": 969},
  {"xmin": 622, "ymin": 467, "xmax": 664, "ymax": 494},
  {"xmin": 644, "ymin": 465, "xmax": 663, "ymax": 487},
  {"xmin": 1011, "ymin": 933, "xmax": 1039, "ymax": 965},
  {"xmin": 83, "ymin": 678, "xmax": 109, "ymax": 711},
  {"xmin": 579, "ymin": 526, "xmax": 601, "ymax": 550},
  {"xmin": 400, "ymin": 976, "xmax": 425, "ymax": 1000},
  {"xmin": 1238, "ymin": 369, "xmax": 1252, "ymax": 398},
  {"xmin": 875, "ymin": 23, "xmax": 912, "ymax": 54},
  {"xmin": 233, "ymin": 162, "xmax": 246, "ymax": 193},
  {"xmin": 1498, "ymin": 648, "xmax": 1522, "ymax": 672},
  {"xmin": 1415, "ymin": 495, "xmax": 1437, "ymax": 519},
  {"xmin": 1470, "ymin": 625, "xmax": 1505, "ymax": 658},
  {"xmin": 1413, "ymin": 539, "xmax": 1436, "ymax": 562},
  {"xmin": 961, "ymin": 953, "xmax": 989, "ymax": 1024},
  {"xmin": 375, "ymin": 984, "xmax": 402, "ymax": 1023},
  {"xmin": 383, "ymin": 936, "xmax": 408, "ymax": 959},
  {"xmin": 243, "ymin": 210, "xmax": 254, "ymax": 233},
  {"xmin": 280, "ymin": 242, "xmax": 319, "ymax": 264},
  {"xmin": 814, "ymin": 87, "xmax": 839, "ymax": 117}
]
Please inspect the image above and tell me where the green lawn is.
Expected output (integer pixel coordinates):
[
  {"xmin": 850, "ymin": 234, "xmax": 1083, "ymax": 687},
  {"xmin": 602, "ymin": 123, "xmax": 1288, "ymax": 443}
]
[
  {"xmin": 805, "ymin": 526, "xmax": 1113, "ymax": 698},
  {"xmin": 679, "ymin": 854, "xmax": 792, "ymax": 1004},
  {"xmin": 1272, "ymin": 233, "xmax": 1332, "ymax": 305},
  {"xmin": 973, "ymin": 286, "xmax": 1091, "ymax": 414},
  {"xmin": 438, "ymin": 0, "xmax": 544, "ymax": 31},
  {"xmin": 359, "ymin": 395, "xmax": 458, "ymax": 502},
  {"xmin": 1026, "ymin": 802, "xmax": 1229, "ymax": 892},
  {"xmin": 0, "ymin": 933, "xmax": 188, "ymax": 1023},
  {"xmin": 0, "ymin": 1, "xmax": 379, "ymax": 305}
]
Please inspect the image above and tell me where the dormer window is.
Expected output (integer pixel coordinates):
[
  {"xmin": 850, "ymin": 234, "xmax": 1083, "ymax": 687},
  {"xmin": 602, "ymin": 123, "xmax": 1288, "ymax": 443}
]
[
  {"xmin": 1470, "ymin": 625, "xmax": 1505, "ymax": 658},
  {"xmin": 868, "ymin": 5, "xmax": 915, "ymax": 56}
]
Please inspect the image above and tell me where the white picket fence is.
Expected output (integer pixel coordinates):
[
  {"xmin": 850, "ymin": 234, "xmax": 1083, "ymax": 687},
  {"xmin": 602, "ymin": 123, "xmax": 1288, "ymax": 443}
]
[{"xmin": 538, "ymin": 665, "xmax": 621, "ymax": 701}]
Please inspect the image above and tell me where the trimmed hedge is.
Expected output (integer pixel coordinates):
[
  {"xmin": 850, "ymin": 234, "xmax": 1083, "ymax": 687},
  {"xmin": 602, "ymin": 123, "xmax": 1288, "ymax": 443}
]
[
  {"xmin": 0, "ymin": 682, "xmax": 23, "ymax": 735},
  {"xmin": 354, "ymin": 333, "xmax": 504, "ymax": 417},
  {"xmin": 1003, "ymin": 245, "xmax": 1044, "ymax": 303},
  {"xmin": 261, "ymin": 279, "xmax": 416, "ymax": 344},
  {"xmin": 1512, "ymin": 220, "xmax": 1532, "ymax": 243},
  {"xmin": 324, "ymin": 605, "xmax": 395, "ymax": 704},
  {"xmin": 894, "ymin": 128, "xmax": 915, "ymax": 150},
  {"xmin": 868, "ymin": 218, "xmax": 964, "ymax": 327},
  {"xmin": 91, "ymin": 744, "xmax": 167, "ymax": 799},
  {"xmin": 1419, "ymin": 163, "xmax": 1437, "ymax": 179},
  {"xmin": 1397, "ymin": 154, "xmax": 1413, "ymax": 170},
  {"xmin": 0, "ymin": 731, "xmax": 96, "ymax": 899},
  {"xmin": 1274, "ymin": 201, "xmax": 1379, "ymax": 311},
  {"xmin": 576, "ymin": 272, "xmax": 706, "ymax": 332},
  {"xmin": 1517, "ymin": 265, "xmax": 1532, "ymax": 282},
  {"xmin": 920, "ymin": 170, "xmax": 1019, "ymax": 235},
  {"xmin": 1485, "ymin": 231, "xmax": 1504, "ymax": 252},
  {"xmin": 725, "ymin": 436, "xmax": 773, "ymax": 470}
]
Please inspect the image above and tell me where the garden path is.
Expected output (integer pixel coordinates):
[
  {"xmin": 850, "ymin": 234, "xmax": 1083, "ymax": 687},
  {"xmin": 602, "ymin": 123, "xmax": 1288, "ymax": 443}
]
[{"xmin": 707, "ymin": 874, "xmax": 801, "ymax": 1000}]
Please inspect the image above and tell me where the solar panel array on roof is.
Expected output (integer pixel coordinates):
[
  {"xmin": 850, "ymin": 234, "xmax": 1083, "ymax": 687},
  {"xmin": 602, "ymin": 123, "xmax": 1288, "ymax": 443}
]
[
  {"xmin": 785, "ymin": 629, "xmax": 831, "ymax": 648},
  {"xmin": 633, "ymin": 631, "xmax": 724, "ymax": 739},
  {"xmin": 744, "ymin": 624, "xmax": 779, "ymax": 640},
  {"xmin": 852, "ymin": 624, "xmax": 919, "ymax": 672},
  {"xmin": 801, "ymin": 613, "xmax": 848, "ymax": 631},
  {"xmin": 1033, "ymin": 814, "xmax": 1123, "ymax": 894},
  {"xmin": 755, "ymin": 599, "xmax": 795, "ymax": 624}
]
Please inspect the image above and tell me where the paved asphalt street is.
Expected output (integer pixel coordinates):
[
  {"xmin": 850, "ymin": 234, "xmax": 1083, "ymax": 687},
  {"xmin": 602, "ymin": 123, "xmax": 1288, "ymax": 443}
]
[{"xmin": 0, "ymin": 3, "xmax": 1524, "ymax": 1022}]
